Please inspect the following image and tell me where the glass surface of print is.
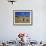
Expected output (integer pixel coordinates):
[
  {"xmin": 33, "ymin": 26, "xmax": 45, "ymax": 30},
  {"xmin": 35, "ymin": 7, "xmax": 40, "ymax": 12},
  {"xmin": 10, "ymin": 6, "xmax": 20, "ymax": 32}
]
[{"xmin": 13, "ymin": 10, "xmax": 32, "ymax": 25}]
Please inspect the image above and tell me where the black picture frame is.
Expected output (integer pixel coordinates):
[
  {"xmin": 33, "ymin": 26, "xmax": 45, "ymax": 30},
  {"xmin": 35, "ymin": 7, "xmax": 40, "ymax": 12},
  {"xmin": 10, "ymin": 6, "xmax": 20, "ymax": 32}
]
[{"xmin": 13, "ymin": 10, "xmax": 33, "ymax": 25}]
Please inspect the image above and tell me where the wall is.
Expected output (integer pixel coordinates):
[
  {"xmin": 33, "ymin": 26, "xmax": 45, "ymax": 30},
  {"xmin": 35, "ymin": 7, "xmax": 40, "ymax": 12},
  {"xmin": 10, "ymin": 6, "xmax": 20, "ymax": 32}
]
[{"xmin": 0, "ymin": 0, "xmax": 46, "ymax": 42}]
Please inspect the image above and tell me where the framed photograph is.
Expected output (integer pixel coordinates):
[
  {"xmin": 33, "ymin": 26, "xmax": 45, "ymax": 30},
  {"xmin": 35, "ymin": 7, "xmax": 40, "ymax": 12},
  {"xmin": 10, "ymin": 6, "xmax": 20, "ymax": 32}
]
[{"xmin": 13, "ymin": 10, "xmax": 32, "ymax": 25}]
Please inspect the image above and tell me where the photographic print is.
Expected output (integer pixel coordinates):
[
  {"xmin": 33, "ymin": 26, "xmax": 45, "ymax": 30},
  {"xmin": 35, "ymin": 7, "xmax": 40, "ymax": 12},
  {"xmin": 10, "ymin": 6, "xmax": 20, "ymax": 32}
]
[{"xmin": 13, "ymin": 10, "xmax": 32, "ymax": 25}]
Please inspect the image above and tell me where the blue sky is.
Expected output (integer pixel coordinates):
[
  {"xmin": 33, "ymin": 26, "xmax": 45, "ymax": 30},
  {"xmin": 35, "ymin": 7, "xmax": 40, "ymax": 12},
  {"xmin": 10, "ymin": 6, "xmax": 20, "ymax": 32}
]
[{"xmin": 15, "ymin": 12, "xmax": 32, "ymax": 16}]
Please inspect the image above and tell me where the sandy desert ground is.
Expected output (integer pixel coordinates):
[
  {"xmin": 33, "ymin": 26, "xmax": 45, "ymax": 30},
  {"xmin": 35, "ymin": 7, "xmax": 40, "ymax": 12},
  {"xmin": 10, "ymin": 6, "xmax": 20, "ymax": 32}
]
[{"xmin": 15, "ymin": 16, "xmax": 32, "ymax": 23}]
